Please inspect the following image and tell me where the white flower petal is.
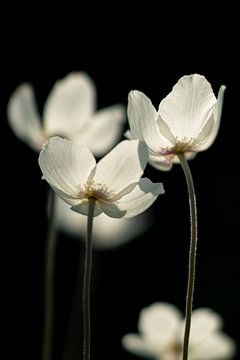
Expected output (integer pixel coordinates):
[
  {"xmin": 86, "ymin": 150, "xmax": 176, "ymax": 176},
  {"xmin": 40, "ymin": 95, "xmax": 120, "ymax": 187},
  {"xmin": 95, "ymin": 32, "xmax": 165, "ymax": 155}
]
[
  {"xmin": 55, "ymin": 197, "xmax": 151, "ymax": 248},
  {"xmin": 193, "ymin": 332, "xmax": 236, "ymax": 360},
  {"xmin": 139, "ymin": 303, "xmax": 182, "ymax": 338},
  {"xmin": 122, "ymin": 334, "xmax": 154, "ymax": 358},
  {"xmin": 43, "ymin": 72, "xmax": 96, "ymax": 137},
  {"xmin": 97, "ymin": 201, "xmax": 127, "ymax": 218},
  {"xmin": 128, "ymin": 91, "xmax": 171, "ymax": 153},
  {"xmin": 93, "ymin": 140, "xmax": 149, "ymax": 195},
  {"xmin": 188, "ymin": 308, "xmax": 223, "ymax": 344},
  {"xmin": 38, "ymin": 137, "xmax": 96, "ymax": 202},
  {"xmin": 148, "ymin": 153, "xmax": 173, "ymax": 171},
  {"xmin": 7, "ymin": 84, "xmax": 45, "ymax": 151},
  {"xmin": 158, "ymin": 74, "xmax": 217, "ymax": 140},
  {"xmin": 71, "ymin": 201, "xmax": 103, "ymax": 217},
  {"xmin": 197, "ymin": 85, "xmax": 226, "ymax": 151},
  {"xmin": 112, "ymin": 178, "xmax": 164, "ymax": 218},
  {"xmin": 74, "ymin": 105, "xmax": 125, "ymax": 156}
]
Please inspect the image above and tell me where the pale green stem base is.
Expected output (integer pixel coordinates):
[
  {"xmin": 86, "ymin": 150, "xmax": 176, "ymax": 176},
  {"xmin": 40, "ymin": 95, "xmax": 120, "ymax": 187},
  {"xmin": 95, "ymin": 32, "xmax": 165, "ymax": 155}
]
[
  {"xmin": 83, "ymin": 199, "xmax": 95, "ymax": 360},
  {"xmin": 42, "ymin": 188, "xmax": 57, "ymax": 360},
  {"xmin": 177, "ymin": 154, "xmax": 198, "ymax": 360}
]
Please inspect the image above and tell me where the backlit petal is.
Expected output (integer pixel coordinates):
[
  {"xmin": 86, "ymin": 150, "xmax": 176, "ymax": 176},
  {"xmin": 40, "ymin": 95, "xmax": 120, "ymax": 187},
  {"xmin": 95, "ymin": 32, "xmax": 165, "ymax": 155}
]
[
  {"xmin": 158, "ymin": 74, "xmax": 216, "ymax": 139},
  {"xmin": 93, "ymin": 140, "xmax": 148, "ymax": 195},
  {"xmin": 43, "ymin": 72, "xmax": 96, "ymax": 137},
  {"xmin": 197, "ymin": 85, "xmax": 226, "ymax": 151},
  {"xmin": 139, "ymin": 303, "xmax": 182, "ymax": 338},
  {"xmin": 55, "ymin": 196, "xmax": 151, "ymax": 248},
  {"xmin": 38, "ymin": 137, "xmax": 96, "ymax": 202},
  {"xmin": 128, "ymin": 91, "xmax": 171, "ymax": 152},
  {"xmin": 148, "ymin": 153, "xmax": 173, "ymax": 171},
  {"xmin": 71, "ymin": 201, "xmax": 103, "ymax": 217},
  {"xmin": 193, "ymin": 332, "xmax": 236, "ymax": 360},
  {"xmin": 74, "ymin": 105, "xmax": 125, "ymax": 156},
  {"xmin": 113, "ymin": 178, "xmax": 164, "ymax": 218},
  {"xmin": 7, "ymin": 84, "xmax": 44, "ymax": 151},
  {"xmin": 122, "ymin": 334, "xmax": 154, "ymax": 358},
  {"xmin": 188, "ymin": 309, "xmax": 222, "ymax": 344}
]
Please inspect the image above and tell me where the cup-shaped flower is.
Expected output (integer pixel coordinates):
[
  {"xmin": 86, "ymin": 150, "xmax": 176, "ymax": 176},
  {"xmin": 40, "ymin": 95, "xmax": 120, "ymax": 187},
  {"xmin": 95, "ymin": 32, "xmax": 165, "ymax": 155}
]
[
  {"xmin": 127, "ymin": 74, "xmax": 226, "ymax": 171},
  {"xmin": 122, "ymin": 302, "xmax": 236, "ymax": 360},
  {"xmin": 55, "ymin": 196, "xmax": 152, "ymax": 249},
  {"xmin": 8, "ymin": 72, "xmax": 125, "ymax": 155},
  {"xmin": 39, "ymin": 137, "xmax": 164, "ymax": 218}
]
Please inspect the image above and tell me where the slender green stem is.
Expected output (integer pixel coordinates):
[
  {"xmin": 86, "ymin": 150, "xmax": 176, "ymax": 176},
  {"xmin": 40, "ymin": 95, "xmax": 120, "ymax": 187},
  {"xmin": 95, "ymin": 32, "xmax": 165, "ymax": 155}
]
[
  {"xmin": 42, "ymin": 188, "xmax": 57, "ymax": 360},
  {"xmin": 83, "ymin": 198, "xmax": 95, "ymax": 360},
  {"xmin": 177, "ymin": 153, "xmax": 198, "ymax": 360}
]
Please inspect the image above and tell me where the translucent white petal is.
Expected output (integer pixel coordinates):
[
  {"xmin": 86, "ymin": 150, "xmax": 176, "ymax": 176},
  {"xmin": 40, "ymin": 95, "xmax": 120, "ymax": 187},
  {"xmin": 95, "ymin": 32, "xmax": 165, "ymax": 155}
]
[
  {"xmin": 197, "ymin": 85, "xmax": 226, "ymax": 151},
  {"xmin": 97, "ymin": 201, "xmax": 127, "ymax": 218},
  {"xmin": 122, "ymin": 334, "xmax": 154, "ymax": 358},
  {"xmin": 180, "ymin": 309, "xmax": 223, "ymax": 345},
  {"xmin": 74, "ymin": 105, "xmax": 125, "ymax": 156},
  {"xmin": 111, "ymin": 178, "xmax": 164, "ymax": 218},
  {"xmin": 54, "ymin": 196, "xmax": 151, "ymax": 248},
  {"xmin": 71, "ymin": 201, "xmax": 103, "ymax": 217},
  {"xmin": 158, "ymin": 74, "xmax": 217, "ymax": 140},
  {"xmin": 43, "ymin": 72, "xmax": 96, "ymax": 137},
  {"xmin": 38, "ymin": 137, "xmax": 96, "ymax": 200},
  {"xmin": 139, "ymin": 303, "xmax": 182, "ymax": 338},
  {"xmin": 7, "ymin": 84, "xmax": 45, "ymax": 151},
  {"xmin": 128, "ymin": 91, "xmax": 171, "ymax": 152},
  {"xmin": 93, "ymin": 140, "xmax": 149, "ymax": 195},
  {"xmin": 148, "ymin": 153, "xmax": 173, "ymax": 171},
  {"xmin": 192, "ymin": 332, "xmax": 236, "ymax": 360}
]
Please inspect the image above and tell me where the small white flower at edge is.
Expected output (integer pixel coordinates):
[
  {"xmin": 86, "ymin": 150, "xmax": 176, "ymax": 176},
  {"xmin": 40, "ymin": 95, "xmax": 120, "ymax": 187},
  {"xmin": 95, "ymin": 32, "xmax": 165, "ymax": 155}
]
[
  {"xmin": 127, "ymin": 74, "xmax": 225, "ymax": 171},
  {"xmin": 122, "ymin": 302, "xmax": 236, "ymax": 360},
  {"xmin": 8, "ymin": 72, "xmax": 125, "ymax": 156},
  {"xmin": 55, "ymin": 197, "xmax": 152, "ymax": 249},
  {"xmin": 39, "ymin": 137, "xmax": 164, "ymax": 218}
]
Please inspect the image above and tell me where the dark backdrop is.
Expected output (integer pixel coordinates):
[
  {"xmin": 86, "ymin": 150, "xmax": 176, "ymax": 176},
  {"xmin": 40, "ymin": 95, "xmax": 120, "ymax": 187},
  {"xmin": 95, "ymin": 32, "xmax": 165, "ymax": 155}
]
[{"xmin": 1, "ymin": 7, "xmax": 239, "ymax": 360}]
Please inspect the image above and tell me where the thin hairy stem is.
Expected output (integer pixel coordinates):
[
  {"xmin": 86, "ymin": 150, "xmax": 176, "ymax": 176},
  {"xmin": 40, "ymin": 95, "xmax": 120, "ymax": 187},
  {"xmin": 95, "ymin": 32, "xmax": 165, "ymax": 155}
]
[
  {"xmin": 177, "ymin": 153, "xmax": 198, "ymax": 360},
  {"xmin": 83, "ymin": 199, "xmax": 95, "ymax": 360},
  {"xmin": 42, "ymin": 188, "xmax": 57, "ymax": 360}
]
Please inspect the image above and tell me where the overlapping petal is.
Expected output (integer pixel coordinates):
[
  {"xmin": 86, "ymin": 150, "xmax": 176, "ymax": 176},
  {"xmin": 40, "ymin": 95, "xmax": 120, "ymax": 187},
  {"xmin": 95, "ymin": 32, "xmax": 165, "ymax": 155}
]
[
  {"xmin": 54, "ymin": 196, "xmax": 150, "ymax": 248},
  {"xmin": 128, "ymin": 91, "xmax": 172, "ymax": 153},
  {"xmin": 186, "ymin": 309, "xmax": 222, "ymax": 345},
  {"xmin": 7, "ymin": 84, "xmax": 44, "ymax": 151},
  {"xmin": 122, "ymin": 303, "xmax": 236, "ymax": 360},
  {"xmin": 43, "ymin": 72, "xmax": 96, "ymax": 137},
  {"xmin": 93, "ymin": 140, "xmax": 149, "ymax": 195},
  {"xmin": 75, "ymin": 105, "xmax": 125, "ymax": 155},
  {"xmin": 101, "ymin": 178, "xmax": 164, "ymax": 218},
  {"xmin": 38, "ymin": 136, "xmax": 96, "ymax": 199},
  {"xmin": 139, "ymin": 303, "xmax": 182, "ymax": 338},
  {"xmin": 192, "ymin": 332, "xmax": 236, "ymax": 360},
  {"xmin": 158, "ymin": 74, "xmax": 217, "ymax": 139},
  {"xmin": 196, "ymin": 85, "xmax": 226, "ymax": 151}
]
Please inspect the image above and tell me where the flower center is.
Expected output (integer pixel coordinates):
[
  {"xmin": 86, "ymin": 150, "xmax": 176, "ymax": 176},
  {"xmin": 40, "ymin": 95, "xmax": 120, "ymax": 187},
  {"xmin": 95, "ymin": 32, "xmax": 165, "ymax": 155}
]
[
  {"xmin": 159, "ymin": 137, "xmax": 198, "ymax": 156},
  {"xmin": 77, "ymin": 181, "xmax": 115, "ymax": 202}
]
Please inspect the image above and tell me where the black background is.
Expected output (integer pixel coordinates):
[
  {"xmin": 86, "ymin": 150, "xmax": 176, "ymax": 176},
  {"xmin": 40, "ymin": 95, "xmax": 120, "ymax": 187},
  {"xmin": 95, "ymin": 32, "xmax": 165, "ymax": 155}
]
[{"xmin": 1, "ymin": 6, "xmax": 239, "ymax": 360}]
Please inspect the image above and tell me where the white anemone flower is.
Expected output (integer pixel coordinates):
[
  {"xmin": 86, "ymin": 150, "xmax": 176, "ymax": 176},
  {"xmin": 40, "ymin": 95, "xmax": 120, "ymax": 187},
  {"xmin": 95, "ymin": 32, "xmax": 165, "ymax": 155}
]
[
  {"xmin": 122, "ymin": 303, "xmax": 236, "ymax": 360},
  {"xmin": 55, "ymin": 196, "xmax": 151, "ymax": 249},
  {"xmin": 127, "ymin": 74, "xmax": 226, "ymax": 171},
  {"xmin": 8, "ymin": 72, "xmax": 125, "ymax": 155},
  {"xmin": 39, "ymin": 137, "xmax": 164, "ymax": 218}
]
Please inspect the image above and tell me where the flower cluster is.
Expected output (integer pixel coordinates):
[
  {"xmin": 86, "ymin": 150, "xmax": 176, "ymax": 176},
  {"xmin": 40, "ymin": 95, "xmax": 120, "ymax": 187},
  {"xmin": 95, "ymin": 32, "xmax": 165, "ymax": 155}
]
[{"xmin": 7, "ymin": 72, "xmax": 236, "ymax": 360}]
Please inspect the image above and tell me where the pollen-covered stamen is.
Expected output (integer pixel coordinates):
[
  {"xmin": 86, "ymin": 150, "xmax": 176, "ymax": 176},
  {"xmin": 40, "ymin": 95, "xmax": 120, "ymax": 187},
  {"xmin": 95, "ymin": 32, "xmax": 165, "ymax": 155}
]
[{"xmin": 76, "ymin": 181, "xmax": 115, "ymax": 201}]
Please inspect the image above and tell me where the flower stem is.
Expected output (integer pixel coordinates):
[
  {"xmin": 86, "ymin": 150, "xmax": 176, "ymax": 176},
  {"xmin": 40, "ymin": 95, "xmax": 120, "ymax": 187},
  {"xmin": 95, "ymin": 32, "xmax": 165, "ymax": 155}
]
[
  {"xmin": 83, "ymin": 198, "xmax": 95, "ymax": 360},
  {"xmin": 43, "ymin": 188, "xmax": 57, "ymax": 360},
  {"xmin": 177, "ymin": 153, "xmax": 198, "ymax": 360}
]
